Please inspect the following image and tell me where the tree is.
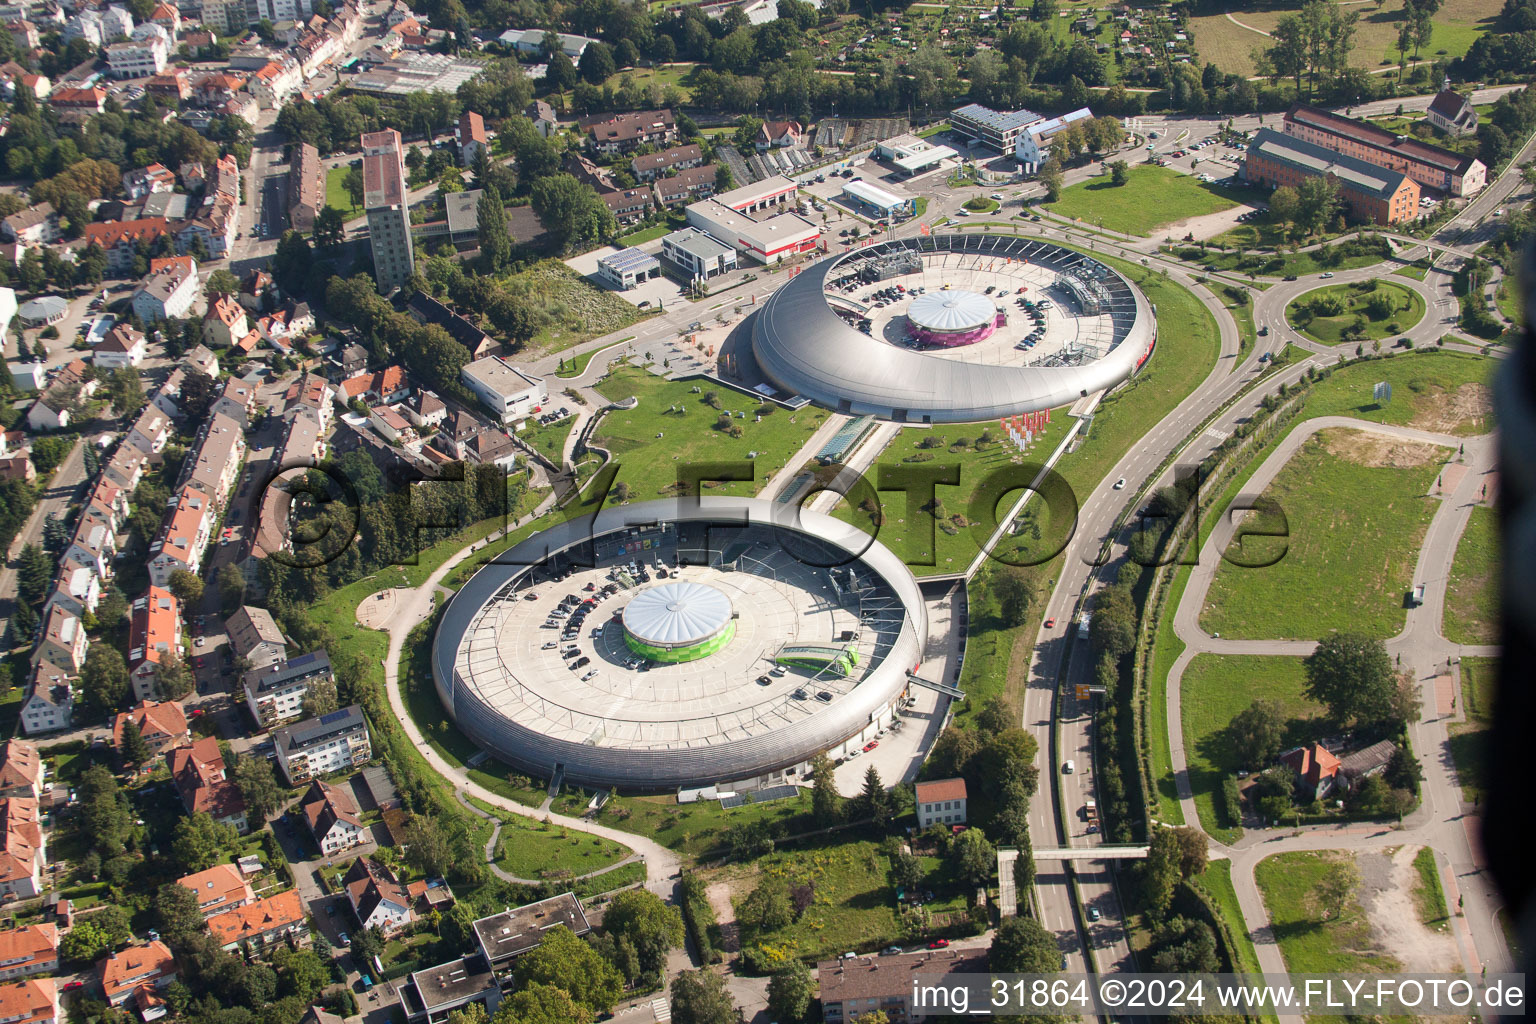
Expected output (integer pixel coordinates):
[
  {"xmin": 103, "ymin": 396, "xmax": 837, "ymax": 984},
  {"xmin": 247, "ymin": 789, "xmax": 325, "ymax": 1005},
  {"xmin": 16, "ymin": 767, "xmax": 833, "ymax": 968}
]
[
  {"xmin": 16, "ymin": 544, "xmax": 51, "ymax": 604},
  {"xmin": 951, "ymin": 827, "xmax": 996, "ymax": 888},
  {"xmin": 314, "ymin": 206, "xmax": 346, "ymax": 252},
  {"xmin": 167, "ymin": 568, "xmax": 204, "ymax": 606},
  {"xmin": 157, "ymin": 652, "xmax": 192, "ymax": 700},
  {"xmin": 77, "ymin": 765, "xmax": 133, "ymax": 857},
  {"xmin": 990, "ymin": 915, "xmax": 1060, "ymax": 972},
  {"xmin": 155, "ymin": 881, "xmax": 207, "ymax": 946},
  {"xmin": 715, "ymin": 164, "xmax": 734, "ymax": 192},
  {"xmin": 546, "ymin": 51, "xmax": 577, "ymax": 92},
  {"xmin": 511, "ymin": 926, "xmax": 622, "ymax": 1014},
  {"xmin": 976, "ymin": 697, "xmax": 1015, "ymax": 734},
  {"xmin": 106, "ymin": 367, "xmax": 146, "ymax": 415},
  {"xmin": 579, "ymin": 41, "xmax": 616, "ymax": 84},
  {"xmin": 1142, "ymin": 825, "xmax": 1184, "ymax": 916},
  {"xmin": 809, "ymin": 752, "xmax": 840, "ymax": 825},
  {"xmin": 172, "ymin": 812, "xmax": 238, "ymax": 873},
  {"xmin": 1312, "ymin": 857, "xmax": 1360, "ymax": 920},
  {"xmin": 669, "ymin": 969, "xmax": 736, "ymax": 1024},
  {"xmin": 995, "ymin": 570, "xmax": 1032, "ymax": 627},
  {"xmin": 205, "ymin": 268, "xmax": 241, "ymax": 297},
  {"xmin": 1170, "ymin": 826, "xmax": 1208, "ymax": 879},
  {"xmin": 767, "ymin": 962, "xmax": 815, "ymax": 1023},
  {"xmin": 530, "ymin": 174, "xmax": 616, "ymax": 254},
  {"xmin": 739, "ymin": 877, "xmax": 792, "ymax": 934},
  {"xmin": 477, "ymin": 186, "xmax": 511, "ymax": 274},
  {"xmin": 1089, "ymin": 585, "xmax": 1136, "ymax": 659},
  {"xmin": 1228, "ymin": 699, "xmax": 1287, "ymax": 767},
  {"xmin": 859, "ymin": 765, "xmax": 892, "ymax": 827},
  {"xmin": 342, "ymin": 166, "xmax": 364, "ymax": 211},
  {"xmin": 492, "ymin": 982, "xmax": 595, "ymax": 1024},
  {"xmin": 1039, "ymin": 157, "xmax": 1065, "ymax": 202},
  {"xmin": 734, "ymin": 115, "xmax": 764, "ymax": 150},
  {"xmin": 1109, "ymin": 160, "xmax": 1129, "ymax": 186},
  {"xmin": 350, "ymin": 926, "xmax": 384, "ymax": 966},
  {"xmin": 61, "ymin": 920, "xmax": 118, "ymax": 963},
  {"xmin": 81, "ymin": 645, "xmax": 130, "ymax": 719},
  {"xmin": 602, "ymin": 889, "xmax": 683, "ymax": 977},
  {"xmin": 403, "ymin": 815, "xmax": 453, "ymax": 877},
  {"xmin": 1303, "ymin": 633, "xmax": 1396, "ymax": 726},
  {"xmin": 218, "ymin": 563, "xmax": 247, "ymax": 612},
  {"xmin": 300, "ymin": 675, "xmax": 339, "ymax": 718},
  {"xmin": 120, "ymin": 718, "xmax": 151, "ymax": 767},
  {"xmin": 234, "ymin": 755, "xmax": 281, "ymax": 824}
]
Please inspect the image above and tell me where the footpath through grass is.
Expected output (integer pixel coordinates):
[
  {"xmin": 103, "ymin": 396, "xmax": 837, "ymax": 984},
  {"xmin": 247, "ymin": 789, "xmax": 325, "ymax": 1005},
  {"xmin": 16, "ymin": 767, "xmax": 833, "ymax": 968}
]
[
  {"xmin": 1199, "ymin": 429, "xmax": 1449, "ymax": 641},
  {"xmin": 1255, "ymin": 850, "xmax": 1402, "ymax": 973},
  {"xmin": 1181, "ymin": 654, "xmax": 1322, "ymax": 841},
  {"xmin": 590, "ymin": 364, "xmax": 830, "ymax": 502},
  {"xmin": 1444, "ymin": 503, "xmax": 1498, "ymax": 644},
  {"xmin": 1046, "ymin": 164, "xmax": 1244, "ymax": 237}
]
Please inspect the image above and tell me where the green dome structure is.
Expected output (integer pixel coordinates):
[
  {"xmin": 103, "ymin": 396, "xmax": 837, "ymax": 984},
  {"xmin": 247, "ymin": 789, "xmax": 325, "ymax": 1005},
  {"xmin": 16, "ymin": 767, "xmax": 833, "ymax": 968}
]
[{"xmin": 622, "ymin": 581, "xmax": 736, "ymax": 663}]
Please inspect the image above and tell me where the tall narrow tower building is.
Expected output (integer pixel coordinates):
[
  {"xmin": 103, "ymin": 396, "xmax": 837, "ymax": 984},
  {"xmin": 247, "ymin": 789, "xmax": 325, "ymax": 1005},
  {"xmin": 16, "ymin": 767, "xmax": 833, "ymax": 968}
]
[{"xmin": 361, "ymin": 129, "xmax": 414, "ymax": 292}]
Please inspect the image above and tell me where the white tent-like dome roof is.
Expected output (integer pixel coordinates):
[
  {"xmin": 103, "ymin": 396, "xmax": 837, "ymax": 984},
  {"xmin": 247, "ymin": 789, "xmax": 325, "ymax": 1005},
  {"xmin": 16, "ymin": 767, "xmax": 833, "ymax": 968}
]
[
  {"xmin": 907, "ymin": 290, "xmax": 996, "ymax": 333},
  {"xmin": 623, "ymin": 581, "xmax": 733, "ymax": 648}
]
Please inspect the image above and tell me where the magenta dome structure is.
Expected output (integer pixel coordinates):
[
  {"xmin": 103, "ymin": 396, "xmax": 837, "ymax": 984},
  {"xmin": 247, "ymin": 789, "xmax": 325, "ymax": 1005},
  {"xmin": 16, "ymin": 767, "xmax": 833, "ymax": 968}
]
[{"xmin": 906, "ymin": 290, "xmax": 1002, "ymax": 346}]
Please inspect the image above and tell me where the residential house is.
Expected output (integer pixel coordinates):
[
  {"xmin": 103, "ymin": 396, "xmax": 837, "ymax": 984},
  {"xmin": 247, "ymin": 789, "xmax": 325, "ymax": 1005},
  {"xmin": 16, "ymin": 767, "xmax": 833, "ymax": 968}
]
[
  {"xmin": 114, "ymin": 701, "xmax": 190, "ymax": 761},
  {"xmin": 755, "ymin": 120, "xmax": 802, "ymax": 150},
  {"xmin": 147, "ymin": 487, "xmax": 213, "ymax": 587},
  {"xmin": 124, "ymin": 163, "xmax": 176, "ymax": 200},
  {"xmin": 209, "ymin": 378, "xmax": 256, "ymax": 429},
  {"xmin": 226, "ymin": 606, "xmax": 288, "ymax": 671},
  {"xmin": 0, "ymin": 925, "xmax": 58, "ymax": 982},
  {"xmin": 654, "ymin": 165, "xmax": 718, "ymax": 208},
  {"xmin": 125, "ymin": 407, "xmax": 172, "ymax": 456},
  {"xmin": 283, "ymin": 373, "xmax": 334, "ymax": 431},
  {"xmin": 300, "ymin": 780, "xmax": 366, "ymax": 855},
  {"xmin": 93, "ymin": 325, "xmax": 147, "ymax": 369},
  {"xmin": 817, "ymin": 950, "xmax": 987, "ymax": 1023},
  {"xmin": 457, "ymin": 110, "xmax": 487, "ymax": 167},
  {"xmin": 0, "ymin": 743, "xmax": 40, "ymax": 802},
  {"xmin": 243, "ymin": 650, "xmax": 333, "ymax": 728},
  {"xmin": 42, "ymin": 556, "xmax": 100, "ymax": 619},
  {"xmin": 0, "ymin": 798, "xmax": 44, "ymax": 900},
  {"xmin": 406, "ymin": 293, "xmax": 494, "ymax": 359},
  {"xmin": 1, "ymin": 204, "xmax": 59, "ymax": 245},
  {"xmin": 250, "ymin": 57, "xmax": 301, "ymax": 108},
  {"xmin": 525, "ymin": 100, "xmax": 556, "ymax": 137},
  {"xmin": 599, "ymin": 187, "xmax": 652, "ymax": 225},
  {"xmin": 1280, "ymin": 742, "xmax": 1342, "ymax": 801},
  {"xmin": 18, "ymin": 662, "xmax": 72, "ymax": 736},
  {"xmin": 0, "ymin": 979, "xmax": 58, "ymax": 1024},
  {"xmin": 48, "ymin": 86, "xmax": 106, "ymax": 114},
  {"xmin": 83, "ymin": 217, "xmax": 172, "ymax": 275},
  {"xmin": 343, "ymin": 857, "xmax": 413, "ymax": 934},
  {"xmin": 126, "ymin": 588, "xmax": 183, "ymax": 701},
  {"xmin": 1281, "ymin": 103, "xmax": 1486, "ymax": 197},
  {"xmin": 183, "ymin": 343, "xmax": 219, "ymax": 378},
  {"xmin": 404, "ymin": 391, "xmax": 446, "ymax": 429},
  {"xmin": 462, "ymin": 430, "xmax": 516, "ymax": 470},
  {"xmin": 287, "ymin": 142, "xmax": 324, "ymax": 233},
  {"xmin": 169, "ymin": 738, "xmax": 248, "ymax": 832},
  {"xmin": 1336, "ymin": 739, "xmax": 1398, "ymax": 791},
  {"xmin": 402, "ymin": 957, "xmax": 500, "ymax": 1024},
  {"xmin": 471, "ymin": 894, "xmax": 589, "ymax": 971},
  {"xmin": 370, "ymin": 406, "xmax": 414, "ymax": 443},
  {"xmin": 202, "ymin": 294, "xmax": 251, "ymax": 348},
  {"xmin": 914, "ymin": 778, "xmax": 968, "ymax": 829},
  {"xmin": 178, "ymin": 863, "xmax": 254, "ymax": 919},
  {"xmin": 206, "ymin": 891, "xmax": 307, "ymax": 951},
  {"xmin": 146, "ymin": 69, "xmax": 189, "ymax": 101},
  {"xmin": 583, "ymin": 109, "xmax": 677, "ymax": 155},
  {"xmin": 631, "ymin": 143, "xmax": 703, "ymax": 182},
  {"xmin": 272, "ymin": 705, "xmax": 370, "ymax": 785},
  {"xmin": 97, "ymin": 943, "xmax": 177, "ymax": 1007},
  {"xmin": 106, "ymin": 34, "xmax": 169, "ymax": 78},
  {"xmin": 179, "ymin": 412, "xmax": 245, "ymax": 507},
  {"xmin": 132, "ymin": 258, "xmax": 199, "ymax": 322},
  {"xmin": 32, "ymin": 608, "xmax": 86, "ymax": 674}
]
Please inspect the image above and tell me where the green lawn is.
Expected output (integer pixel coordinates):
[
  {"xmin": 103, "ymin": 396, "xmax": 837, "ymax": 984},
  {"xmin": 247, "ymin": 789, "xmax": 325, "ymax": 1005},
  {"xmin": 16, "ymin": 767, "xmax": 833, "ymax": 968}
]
[
  {"xmin": 1411, "ymin": 846, "xmax": 1450, "ymax": 930},
  {"xmin": 1496, "ymin": 276, "xmax": 1523, "ymax": 324},
  {"xmin": 1047, "ymin": 165, "xmax": 1244, "ymax": 237},
  {"xmin": 515, "ymin": 415, "xmax": 577, "ymax": 466},
  {"xmin": 963, "ymin": 197, "xmax": 999, "ymax": 213},
  {"xmin": 1448, "ymin": 655, "xmax": 1497, "ymax": 802},
  {"xmin": 1199, "ymin": 429, "xmax": 1448, "ymax": 641},
  {"xmin": 1181, "ymin": 654, "xmax": 1323, "ymax": 840},
  {"xmin": 1444, "ymin": 504, "xmax": 1498, "ymax": 644},
  {"xmin": 598, "ymin": 62, "xmax": 696, "ymax": 101},
  {"xmin": 495, "ymin": 815, "xmax": 630, "ymax": 880},
  {"xmin": 1177, "ymin": 241, "xmax": 1392, "ymax": 280},
  {"xmin": 1285, "ymin": 281, "xmax": 1426, "ymax": 345},
  {"xmin": 1146, "ymin": 561, "xmax": 1190, "ymax": 826},
  {"xmin": 325, "ymin": 164, "xmax": 359, "ymax": 216},
  {"xmin": 592, "ymin": 789, "xmax": 817, "ymax": 859},
  {"xmin": 1255, "ymin": 851, "xmax": 1401, "ymax": 973},
  {"xmin": 617, "ymin": 221, "xmax": 678, "ymax": 247},
  {"xmin": 1286, "ymin": 350, "xmax": 1495, "ymax": 436},
  {"xmin": 1393, "ymin": 264, "xmax": 1430, "ymax": 281},
  {"xmin": 589, "ymin": 365, "xmax": 830, "ymax": 503}
]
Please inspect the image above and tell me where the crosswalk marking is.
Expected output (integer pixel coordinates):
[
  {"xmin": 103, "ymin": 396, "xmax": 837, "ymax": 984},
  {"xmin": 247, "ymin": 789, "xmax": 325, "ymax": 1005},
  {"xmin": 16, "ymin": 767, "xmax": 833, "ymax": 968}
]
[
  {"xmin": 652, "ymin": 998, "xmax": 672, "ymax": 1022},
  {"xmin": 1203, "ymin": 426, "xmax": 1229, "ymax": 446}
]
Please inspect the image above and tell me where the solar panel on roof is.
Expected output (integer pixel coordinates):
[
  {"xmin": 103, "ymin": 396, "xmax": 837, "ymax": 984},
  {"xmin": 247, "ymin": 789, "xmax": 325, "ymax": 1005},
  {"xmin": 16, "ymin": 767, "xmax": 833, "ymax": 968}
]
[{"xmin": 318, "ymin": 709, "xmax": 353, "ymax": 726}]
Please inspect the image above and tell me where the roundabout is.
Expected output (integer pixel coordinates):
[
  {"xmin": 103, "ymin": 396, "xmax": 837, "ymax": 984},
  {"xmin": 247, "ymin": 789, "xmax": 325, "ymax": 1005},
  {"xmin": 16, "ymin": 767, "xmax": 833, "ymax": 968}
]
[{"xmin": 1284, "ymin": 279, "xmax": 1426, "ymax": 346}]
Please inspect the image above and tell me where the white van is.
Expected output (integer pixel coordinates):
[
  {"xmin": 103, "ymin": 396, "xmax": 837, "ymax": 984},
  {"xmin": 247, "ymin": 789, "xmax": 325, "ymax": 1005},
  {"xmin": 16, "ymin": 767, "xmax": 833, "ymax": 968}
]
[{"xmin": 1063, "ymin": 760, "xmax": 1076, "ymax": 774}]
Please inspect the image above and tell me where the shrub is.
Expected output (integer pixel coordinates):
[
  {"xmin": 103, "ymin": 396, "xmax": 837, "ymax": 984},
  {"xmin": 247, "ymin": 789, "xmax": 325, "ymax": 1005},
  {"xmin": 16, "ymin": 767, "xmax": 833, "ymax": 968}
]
[{"xmin": 1220, "ymin": 776, "xmax": 1243, "ymax": 828}]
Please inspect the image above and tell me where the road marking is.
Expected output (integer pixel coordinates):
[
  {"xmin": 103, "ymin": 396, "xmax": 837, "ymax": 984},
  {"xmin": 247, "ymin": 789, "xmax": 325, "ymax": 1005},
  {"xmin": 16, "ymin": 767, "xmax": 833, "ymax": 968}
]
[
  {"xmin": 1203, "ymin": 426, "xmax": 1230, "ymax": 445},
  {"xmin": 652, "ymin": 998, "xmax": 671, "ymax": 1022}
]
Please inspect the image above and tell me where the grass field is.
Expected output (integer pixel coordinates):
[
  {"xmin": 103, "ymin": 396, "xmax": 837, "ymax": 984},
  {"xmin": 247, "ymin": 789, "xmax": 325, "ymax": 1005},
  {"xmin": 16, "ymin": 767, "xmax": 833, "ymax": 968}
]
[
  {"xmin": 1147, "ymin": 561, "xmax": 1191, "ymax": 826},
  {"xmin": 1184, "ymin": 243, "xmax": 1393, "ymax": 281},
  {"xmin": 1199, "ymin": 429, "xmax": 1448, "ymax": 640},
  {"xmin": 324, "ymin": 164, "xmax": 359, "ymax": 216},
  {"xmin": 589, "ymin": 365, "xmax": 830, "ymax": 502},
  {"xmin": 1444, "ymin": 504, "xmax": 1498, "ymax": 644},
  {"xmin": 515, "ymin": 414, "xmax": 577, "ymax": 465},
  {"xmin": 1187, "ymin": 0, "xmax": 1498, "ymax": 78},
  {"xmin": 1448, "ymin": 655, "xmax": 1497, "ymax": 802},
  {"xmin": 1496, "ymin": 276, "xmax": 1523, "ymax": 324},
  {"xmin": 1047, "ymin": 165, "xmax": 1244, "ymax": 236},
  {"xmin": 495, "ymin": 815, "xmax": 630, "ymax": 880},
  {"xmin": 1411, "ymin": 846, "xmax": 1451, "ymax": 929},
  {"xmin": 591, "ymin": 789, "xmax": 816, "ymax": 859},
  {"xmin": 1287, "ymin": 351, "xmax": 1495, "ymax": 436},
  {"xmin": 1181, "ymin": 654, "xmax": 1323, "ymax": 840},
  {"xmin": 599, "ymin": 63, "xmax": 696, "ymax": 100},
  {"xmin": 1285, "ymin": 281, "xmax": 1426, "ymax": 345},
  {"xmin": 1255, "ymin": 850, "xmax": 1402, "ymax": 973}
]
